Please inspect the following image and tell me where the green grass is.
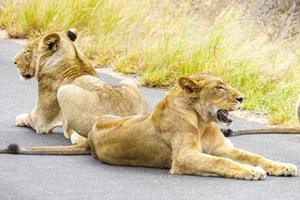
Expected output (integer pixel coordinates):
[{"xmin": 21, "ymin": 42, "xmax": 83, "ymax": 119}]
[{"xmin": 1, "ymin": 0, "xmax": 300, "ymax": 125}]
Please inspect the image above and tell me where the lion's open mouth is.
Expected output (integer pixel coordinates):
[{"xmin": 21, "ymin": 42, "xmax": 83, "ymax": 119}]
[{"xmin": 217, "ymin": 110, "xmax": 233, "ymax": 123}]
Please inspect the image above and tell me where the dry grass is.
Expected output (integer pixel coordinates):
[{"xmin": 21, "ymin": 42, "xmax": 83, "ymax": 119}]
[{"xmin": 1, "ymin": 0, "xmax": 300, "ymax": 125}]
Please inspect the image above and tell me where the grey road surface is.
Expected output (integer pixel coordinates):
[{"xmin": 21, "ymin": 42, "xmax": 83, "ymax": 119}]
[{"xmin": 0, "ymin": 38, "xmax": 299, "ymax": 200}]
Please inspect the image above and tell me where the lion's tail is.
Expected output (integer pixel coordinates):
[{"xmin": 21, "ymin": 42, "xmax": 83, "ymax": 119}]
[{"xmin": 0, "ymin": 143, "xmax": 90, "ymax": 155}]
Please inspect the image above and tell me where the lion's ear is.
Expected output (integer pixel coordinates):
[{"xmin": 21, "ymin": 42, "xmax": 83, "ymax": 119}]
[
  {"xmin": 67, "ymin": 28, "xmax": 77, "ymax": 41},
  {"xmin": 42, "ymin": 33, "xmax": 61, "ymax": 51},
  {"xmin": 178, "ymin": 77, "xmax": 203, "ymax": 93}
]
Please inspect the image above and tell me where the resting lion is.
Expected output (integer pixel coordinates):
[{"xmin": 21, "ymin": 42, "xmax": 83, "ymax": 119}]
[
  {"xmin": 1, "ymin": 73, "xmax": 297, "ymax": 180},
  {"xmin": 13, "ymin": 29, "xmax": 148, "ymax": 138},
  {"xmin": 13, "ymin": 30, "xmax": 97, "ymax": 134}
]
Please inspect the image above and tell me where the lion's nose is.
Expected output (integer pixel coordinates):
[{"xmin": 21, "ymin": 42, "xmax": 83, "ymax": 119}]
[
  {"xmin": 13, "ymin": 59, "xmax": 17, "ymax": 65},
  {"xmin": 236, "ymin": 97, "xmax": 244, "ymax": 103}
]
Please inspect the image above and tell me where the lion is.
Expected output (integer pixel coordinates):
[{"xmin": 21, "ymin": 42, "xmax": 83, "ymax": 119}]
[
  {"xmin": 13, "ymin": 29, "xmax": 148, "ymax": 139},
  {"xmin": 13, "ymin": 29, "xmax": 97, "ymax": 134},
  {"xmin": 1, "ymin": 73, "xmax": 297, "ymax": 180}
]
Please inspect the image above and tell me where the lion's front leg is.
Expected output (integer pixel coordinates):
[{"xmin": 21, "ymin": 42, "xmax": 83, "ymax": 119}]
[
  {"xmin": 16, "ymin": 109, "xmax": 63, "ymax": 134},
  {"xmin": 216, "ymin": 146, "xmax": 297, "ymax": 177},
  {"xmin": 204, "ymin": 125, "xmax": 297, "ymax": 177},
  {"xmin": 15, "ymin": 111, "xmax": 46, "ymax": 133},
  {"xmin": 260, "ymin": 159, "xmax": 297, "ymax": 176},
  {"xmin": 15, "ymin": 113, "xmax": 30, "ymax": 127},
  {"xmin": 170, "ymin": 149, "xmax": 266, "ymax": 180},
  {"xmin": 63, "ymin": 119, "xmax": 73, "ymax": 139}
]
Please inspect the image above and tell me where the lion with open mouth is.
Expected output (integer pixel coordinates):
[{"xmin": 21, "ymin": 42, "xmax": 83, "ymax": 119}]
[{"xmin": 87, "ymin": 73, "xmax": 297, "ymax": 179}]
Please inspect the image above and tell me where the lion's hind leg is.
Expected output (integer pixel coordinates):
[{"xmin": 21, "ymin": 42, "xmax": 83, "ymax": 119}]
[
  {"xmin": 63, "ymin": 118, "xmax": 73, "ymax": 139},
  {"xmin": 62, "ymin": 112, "xmax": 88, "ymax": 145},
  {"xmin": 57, "ymin": 84, "xmax": 102, "ymax": 137}
]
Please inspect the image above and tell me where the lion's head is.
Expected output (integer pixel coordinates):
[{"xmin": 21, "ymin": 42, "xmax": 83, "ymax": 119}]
[
  {"xmin": 13, "ymin": 37, "xmax": 41, "ymax": 79},
  {"xmin": 178, "ymin": 73, "xmax": 244, "ymax": 124},
  {"xmin": 13, "ymin": 29, "xmax": 95, "ymax": 80},
  {"xmin": 36, "ymin": 30, "xmax": 95, "ymax": 80}
]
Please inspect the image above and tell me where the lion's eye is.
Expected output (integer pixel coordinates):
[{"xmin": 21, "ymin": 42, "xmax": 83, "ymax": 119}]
[
  {"xmin": 217, "ymin": 86, "xmax": 224, "ymax": 90},
  {"xmin": 25, "ymin": 49, "xmax": 31, "ymax": 54}
]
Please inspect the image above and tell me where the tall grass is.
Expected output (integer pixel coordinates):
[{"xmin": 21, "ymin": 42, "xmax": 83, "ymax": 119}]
[{"xmin": 1, "ymin": 0, "xmax": 300, "ymax": 125}]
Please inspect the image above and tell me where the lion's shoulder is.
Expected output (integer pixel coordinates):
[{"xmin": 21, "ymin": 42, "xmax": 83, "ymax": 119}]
[{"xmin": 151, "ymin": 90, "xmax": 199, "ymax": 132}]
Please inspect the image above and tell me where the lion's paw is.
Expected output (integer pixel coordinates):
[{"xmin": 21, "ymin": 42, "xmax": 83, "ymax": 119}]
[
  {"xmin": 15, "ymin": 113, "xmax": 29, "ymax": 127},
  {"xmin": 266, "ymin": 163, "xmax": 297, "ymax": 177},
  {"xmin": 244, "ymin": 166, "xmax": 266, "ymax": 180},
  {"xmin": 71, "ymin": 132, "xmax": 87, "ymax": 145}
]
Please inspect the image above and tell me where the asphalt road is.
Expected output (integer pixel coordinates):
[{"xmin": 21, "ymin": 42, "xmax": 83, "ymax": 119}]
[{"xmin": 0, "ymin": 38, "xmax": 299, "ymax": 200}]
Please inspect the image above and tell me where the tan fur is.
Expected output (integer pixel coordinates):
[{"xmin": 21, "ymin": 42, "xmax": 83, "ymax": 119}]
[
  {"xmin": 87, "ymin": 73, "xmax": 297, "ymax": 180},
  {"xmin": 13, "ymin": 37, "xmax": 40, "ymax": 79},
  {"xmin": 13, "ymin": 31, "xmax": 97, "ymax": 134},
  {"xmin": 57, "ymin": 75, "xmax": 148, "ymax": 139}
]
